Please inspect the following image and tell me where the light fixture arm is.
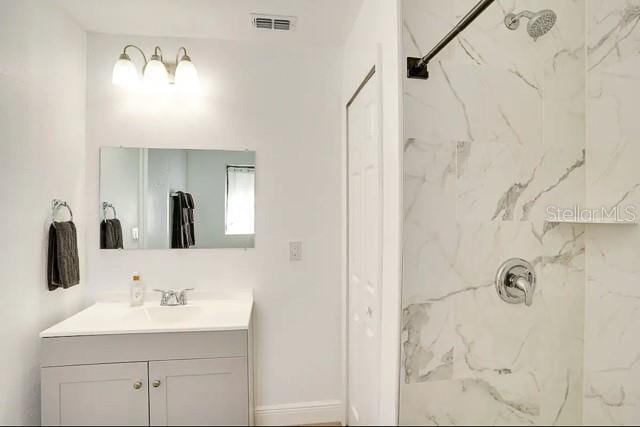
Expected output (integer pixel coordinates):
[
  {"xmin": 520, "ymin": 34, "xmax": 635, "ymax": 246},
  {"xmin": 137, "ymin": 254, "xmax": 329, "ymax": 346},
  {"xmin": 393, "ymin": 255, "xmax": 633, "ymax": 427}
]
[
  {"xmin": 151, "ymin": 46, "xmax": 164, "ymax": 61},
  {"xmin": 122, "ymin": 44, "xmax": 148, "ymax": 66},
  {"xmin": 176, "ymin": 46, "xmax": 190, "ymax": 63}
]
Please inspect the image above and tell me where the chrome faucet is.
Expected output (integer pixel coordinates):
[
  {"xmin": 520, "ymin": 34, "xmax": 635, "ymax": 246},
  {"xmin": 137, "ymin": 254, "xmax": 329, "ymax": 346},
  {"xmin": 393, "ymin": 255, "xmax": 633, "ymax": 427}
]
[{"xmin": 153, "ymin": 288, "xmax": 194, "ymax": 306}]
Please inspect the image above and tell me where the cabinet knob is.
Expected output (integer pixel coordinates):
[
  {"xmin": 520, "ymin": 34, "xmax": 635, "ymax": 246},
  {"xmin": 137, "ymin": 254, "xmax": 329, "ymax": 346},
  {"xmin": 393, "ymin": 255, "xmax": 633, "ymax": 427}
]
[
  {"xmin": 133, "ymin": 381, "xmax": 143, "ymax": 390},
  {"xmin": 152, "ymin": 380, "xmax": 162, "ymax": 388}
]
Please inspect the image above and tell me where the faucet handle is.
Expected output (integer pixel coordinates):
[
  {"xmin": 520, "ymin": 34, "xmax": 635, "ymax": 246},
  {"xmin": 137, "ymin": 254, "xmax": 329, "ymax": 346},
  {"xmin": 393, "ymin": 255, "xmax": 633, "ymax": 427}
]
[
  {"xmin": 153, "ymin": 288, "xmax": 193, "ymax": 305},
  {"xmin": 153, "ymin": 289, "xmax": 176, "ymax": 305},
  {"xmin": 177, "ymin": 288, "xmax": 195, "ymax": 305}
]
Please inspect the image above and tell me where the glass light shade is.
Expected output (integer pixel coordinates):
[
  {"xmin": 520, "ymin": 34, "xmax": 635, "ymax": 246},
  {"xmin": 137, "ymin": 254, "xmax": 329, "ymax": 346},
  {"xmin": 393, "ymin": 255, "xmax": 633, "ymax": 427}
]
[
  {"xmin": 143, "ymin": 58, "xmax": 169, "ymax": 88},
  {"xmin": 175, "ymin": 59, "xmax": 199, "ymax": 90},
  {"xmin": 112, "ymin": 56, "xmax": 138, "ymax": 87}
]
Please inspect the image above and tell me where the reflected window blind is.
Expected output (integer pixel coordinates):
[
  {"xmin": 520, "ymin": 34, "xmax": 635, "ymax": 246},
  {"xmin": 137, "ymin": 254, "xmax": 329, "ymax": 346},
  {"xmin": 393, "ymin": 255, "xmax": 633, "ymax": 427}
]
[{"xmin": 225, "ymin": 166, "xmax": 255, "ymax": 235}]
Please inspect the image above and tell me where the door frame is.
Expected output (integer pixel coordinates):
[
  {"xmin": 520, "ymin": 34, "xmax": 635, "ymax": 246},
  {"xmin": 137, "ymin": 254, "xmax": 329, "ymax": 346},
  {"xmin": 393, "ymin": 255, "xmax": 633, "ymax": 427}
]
[{"xmin": 345, "ymin": 63, "xmax": 382, "ymax": 425}]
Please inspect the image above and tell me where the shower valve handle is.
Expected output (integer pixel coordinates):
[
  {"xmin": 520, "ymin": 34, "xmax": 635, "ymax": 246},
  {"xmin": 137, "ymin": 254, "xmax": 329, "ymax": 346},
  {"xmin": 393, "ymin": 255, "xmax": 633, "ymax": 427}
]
[
  {"xmin": 511, "ymin": 275, "xmax": 533, "ymax": 307},
  {"xmin": 495, "ymin": 258, "xmax": 536, "ymax": 307}
]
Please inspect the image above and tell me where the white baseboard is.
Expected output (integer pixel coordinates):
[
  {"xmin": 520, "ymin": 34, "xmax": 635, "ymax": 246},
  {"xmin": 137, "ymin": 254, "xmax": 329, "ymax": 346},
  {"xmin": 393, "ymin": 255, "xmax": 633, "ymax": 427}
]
[{"xmin": 255, "ymin": 400, "xmax": 343, "ymax": 426}]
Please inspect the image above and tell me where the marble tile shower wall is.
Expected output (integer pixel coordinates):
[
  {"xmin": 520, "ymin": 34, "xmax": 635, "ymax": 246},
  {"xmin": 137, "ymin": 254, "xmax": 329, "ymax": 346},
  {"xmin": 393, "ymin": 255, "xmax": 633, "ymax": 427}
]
[
  {"xmin": 401, "ymin": 0, "xmax": 585, "ymax": 425},
  {"xmin": 585, "ymin": 1, "xmax": 640, "ymax": 425},
  {"xmin": 401, "ymin": 0, "xmax": 640, "ymax": 425}
]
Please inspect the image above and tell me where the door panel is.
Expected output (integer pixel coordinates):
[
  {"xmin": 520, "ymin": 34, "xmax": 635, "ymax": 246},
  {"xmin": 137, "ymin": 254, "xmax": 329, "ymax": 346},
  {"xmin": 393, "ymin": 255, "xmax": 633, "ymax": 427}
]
[
  {"xmin": 149, "ymin": 357, "xmax": 248, "ymax": 426},
  {"xmin": 347, "ymin": 68, "xmax": 382, "ymax": 426},
  {"xmin": 41, "ymin": 362, "xmax": 149, "ymax": 426}
]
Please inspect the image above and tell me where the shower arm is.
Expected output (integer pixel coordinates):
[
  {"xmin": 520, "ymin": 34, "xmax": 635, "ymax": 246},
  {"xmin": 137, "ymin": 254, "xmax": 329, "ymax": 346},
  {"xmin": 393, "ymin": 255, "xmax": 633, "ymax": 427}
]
[
  {"xmin": 505, "ymin": 10, "xmax": 535, "ymax": 27},
  {"xmin": 407, "ymin": 0, "xmax": 495, "ymax": 80},
  {"xmin": 512, "ymin": 10, "xmax": 535, "ymax": 20}
]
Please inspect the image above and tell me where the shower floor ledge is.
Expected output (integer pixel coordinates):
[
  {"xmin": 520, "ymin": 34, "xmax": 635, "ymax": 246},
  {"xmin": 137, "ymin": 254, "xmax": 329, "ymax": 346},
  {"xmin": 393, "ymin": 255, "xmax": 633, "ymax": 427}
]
[{"xmin": 546, "ymin": 219, "xmax": 638, "ymax": 225}]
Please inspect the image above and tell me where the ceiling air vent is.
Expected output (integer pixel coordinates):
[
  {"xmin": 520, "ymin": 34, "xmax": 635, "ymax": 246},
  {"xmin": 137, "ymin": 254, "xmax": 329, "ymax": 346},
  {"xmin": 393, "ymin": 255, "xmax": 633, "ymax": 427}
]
[{"xmin": 251, "ymin": 14, "xmax": 296, "ymax": 31}]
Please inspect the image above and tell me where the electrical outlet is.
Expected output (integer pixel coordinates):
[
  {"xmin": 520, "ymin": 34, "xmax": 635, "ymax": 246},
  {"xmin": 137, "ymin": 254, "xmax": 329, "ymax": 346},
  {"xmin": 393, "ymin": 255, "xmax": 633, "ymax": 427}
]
[{"xmin": 289, "ymin": 241, "xmax": 302, "ymax": 261}]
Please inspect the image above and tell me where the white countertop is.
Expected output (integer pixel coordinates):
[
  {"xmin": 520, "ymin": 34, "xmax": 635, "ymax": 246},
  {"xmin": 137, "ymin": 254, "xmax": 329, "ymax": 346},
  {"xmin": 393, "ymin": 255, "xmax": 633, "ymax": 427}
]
[{"xmin": 40, "ymin": 290, "xmax": 253, "ymax": 338}]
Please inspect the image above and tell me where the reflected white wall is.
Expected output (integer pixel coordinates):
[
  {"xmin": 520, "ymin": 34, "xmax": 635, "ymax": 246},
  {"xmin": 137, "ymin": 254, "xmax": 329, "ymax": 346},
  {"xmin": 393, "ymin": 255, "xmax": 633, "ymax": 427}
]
[
  {"xmin": 145, "ymin": 149, "xmax": 187, "ymax": 248},
  {"xmin": 100, "ymin": 148, "xmax": 141, "ymax": 249}
]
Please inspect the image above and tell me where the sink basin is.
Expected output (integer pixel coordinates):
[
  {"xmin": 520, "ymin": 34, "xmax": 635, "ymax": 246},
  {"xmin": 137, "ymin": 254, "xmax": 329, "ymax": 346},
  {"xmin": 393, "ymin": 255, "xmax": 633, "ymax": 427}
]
[
  {"xmin": 40, "ymin": 291, "xmax": 254, "ymax": 337},
  {"xmin": 126, "ymin": 305, "xmax": 205, "ymax": 324}
]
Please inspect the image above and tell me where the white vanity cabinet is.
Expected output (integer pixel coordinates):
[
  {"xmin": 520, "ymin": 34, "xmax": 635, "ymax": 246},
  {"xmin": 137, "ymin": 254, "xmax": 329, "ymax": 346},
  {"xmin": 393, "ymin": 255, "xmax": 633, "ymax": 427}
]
[
  {"xmin": 41, "ymin": 362, "xmax": 150, "ymax": 426},
  {"xmin": 41, "ymin": 329, "xmax": 254, "ymax": 426},
  {"xmin": 149, "ymin": 357, "xmax": 248, "ymax": 426}
]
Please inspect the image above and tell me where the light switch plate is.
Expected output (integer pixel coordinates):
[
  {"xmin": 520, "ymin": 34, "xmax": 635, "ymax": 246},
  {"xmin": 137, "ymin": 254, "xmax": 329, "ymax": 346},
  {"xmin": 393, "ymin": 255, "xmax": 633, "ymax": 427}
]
[{"xmin": 289, "ymin": 241, "xmax": 302, "ymax": 261}]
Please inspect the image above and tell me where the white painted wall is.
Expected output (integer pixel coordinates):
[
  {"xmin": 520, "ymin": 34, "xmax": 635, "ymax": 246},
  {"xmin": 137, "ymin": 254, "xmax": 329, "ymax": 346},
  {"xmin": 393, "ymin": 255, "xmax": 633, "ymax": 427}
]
[
  {"xmin": 341, "ymin": 0, "xmax": 403, "ymax": 424},
  {"xmin": 85, "ymin": 33, "xmax": 344, "ymax": 414},
  {"xmin": 0, "ymin": 0, "xmax": 87, "ymax": 424}
]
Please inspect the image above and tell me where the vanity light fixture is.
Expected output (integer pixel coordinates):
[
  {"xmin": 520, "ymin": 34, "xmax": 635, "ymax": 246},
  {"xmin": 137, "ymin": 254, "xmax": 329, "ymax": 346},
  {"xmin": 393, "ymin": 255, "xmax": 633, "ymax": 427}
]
[
  {"xmin": 112, "ymin": 45, "xmax": 146, "ymax": 87},
  {"xmin": 112, "ymin": 45, "xmax": 199, "ymax": 90},
  {"xmin": 143, "ymin": 46, "xmax": 169, "ymax": 88},
  {"xmin": 174, "ymin": 47, "xmax": 199, "ymax": 90}
]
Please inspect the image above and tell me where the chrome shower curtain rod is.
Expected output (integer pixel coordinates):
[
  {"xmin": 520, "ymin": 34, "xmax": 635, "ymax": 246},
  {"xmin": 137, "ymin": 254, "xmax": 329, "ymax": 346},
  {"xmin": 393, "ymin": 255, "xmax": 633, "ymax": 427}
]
[{"xmin": 407, "ymin": 0, "xmax": 495, "ymax": 79}]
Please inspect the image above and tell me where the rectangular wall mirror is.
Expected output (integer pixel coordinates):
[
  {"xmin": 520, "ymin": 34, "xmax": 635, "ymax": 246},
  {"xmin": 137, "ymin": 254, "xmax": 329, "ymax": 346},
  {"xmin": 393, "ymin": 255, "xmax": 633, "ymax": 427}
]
[{"xmin": 99, "ymin": 147, "xmax": 256, "ymax": 250}]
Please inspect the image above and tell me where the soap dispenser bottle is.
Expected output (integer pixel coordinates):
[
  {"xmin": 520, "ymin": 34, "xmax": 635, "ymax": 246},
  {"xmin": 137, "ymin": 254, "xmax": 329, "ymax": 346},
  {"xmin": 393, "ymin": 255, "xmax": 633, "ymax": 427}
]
[{"xmin": 130, "ymin": 272, "xmax": 144, "ymax": 307}]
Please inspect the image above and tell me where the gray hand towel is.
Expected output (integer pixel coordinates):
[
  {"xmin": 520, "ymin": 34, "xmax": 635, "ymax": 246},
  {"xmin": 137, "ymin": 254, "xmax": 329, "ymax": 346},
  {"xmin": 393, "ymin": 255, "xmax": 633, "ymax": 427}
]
[
  {"xmin": 171, "ymin": 192, "xmax": 195, "ymax": 249},
  {"xmin": 100, "ymin": 219, "xmax": 123, "ymax": 249},
  {"xmin": 108, "ymin": 219, "xmax": 124, "ymax": 249},
  {"xmin": 185, "ymin": 193, "xmax": 195, "ymax": 246},
  {"xmin": 48, "ymin": 221, "xmax": 80, "ymax": 290}
]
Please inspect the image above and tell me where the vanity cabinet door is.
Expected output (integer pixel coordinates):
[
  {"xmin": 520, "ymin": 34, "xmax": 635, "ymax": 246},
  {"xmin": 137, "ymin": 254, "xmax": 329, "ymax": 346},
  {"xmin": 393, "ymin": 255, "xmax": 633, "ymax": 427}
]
[
  {"xmin": 149, "ymin": 357, "xmax": 249, "ymax": 426},
  {"xmin": 41, "ymin": 362, "xmax": 149, "ymax": 426}
]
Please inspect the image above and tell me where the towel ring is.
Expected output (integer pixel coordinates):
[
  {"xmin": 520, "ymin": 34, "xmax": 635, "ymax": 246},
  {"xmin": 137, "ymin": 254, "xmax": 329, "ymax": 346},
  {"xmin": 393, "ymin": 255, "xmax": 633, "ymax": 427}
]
[
  {"xmin": 52, "ymin": 199, "xmax": 73, "ymax": 223},
  {"xmin": 102, "ymin": 202, "xmax": 117, "ymax": 220}
]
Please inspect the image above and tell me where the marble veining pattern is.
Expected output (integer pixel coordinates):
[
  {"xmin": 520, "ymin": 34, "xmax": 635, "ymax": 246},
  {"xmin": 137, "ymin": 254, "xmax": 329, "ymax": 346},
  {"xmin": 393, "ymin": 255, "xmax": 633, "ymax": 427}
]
[
  {"xmin": 402, "ymin": 0, "xmax": 640, "ymax": 425},
  {"xmin": 584, "ymin": 1, "xmax": 640, "ymax": 425},
  {"xmin": 400, "ymin": 0, "xmax": 588, "ymax": 425}
]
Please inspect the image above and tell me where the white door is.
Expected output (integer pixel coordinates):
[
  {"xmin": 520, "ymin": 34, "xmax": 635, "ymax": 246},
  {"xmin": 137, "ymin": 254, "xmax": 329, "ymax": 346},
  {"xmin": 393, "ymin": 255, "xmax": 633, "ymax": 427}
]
[
  {"xmin": 41, "ymin": 362, "xmax": 149, "ymax": 426},
  {"xmin": 347, "ymin": 68, "xmax": 382, "ymax": 426},
  {"xmin": 149, "ymin": 358, "xmax": 248, "ymax": 426}
]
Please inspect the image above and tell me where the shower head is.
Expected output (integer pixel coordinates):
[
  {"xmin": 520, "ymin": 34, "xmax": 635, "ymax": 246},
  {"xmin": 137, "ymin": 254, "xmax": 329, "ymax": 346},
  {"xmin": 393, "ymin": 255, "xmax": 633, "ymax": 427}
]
[{"xmin": 505, "ymin": 9, "xmax": 557, "ymax": 40}]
